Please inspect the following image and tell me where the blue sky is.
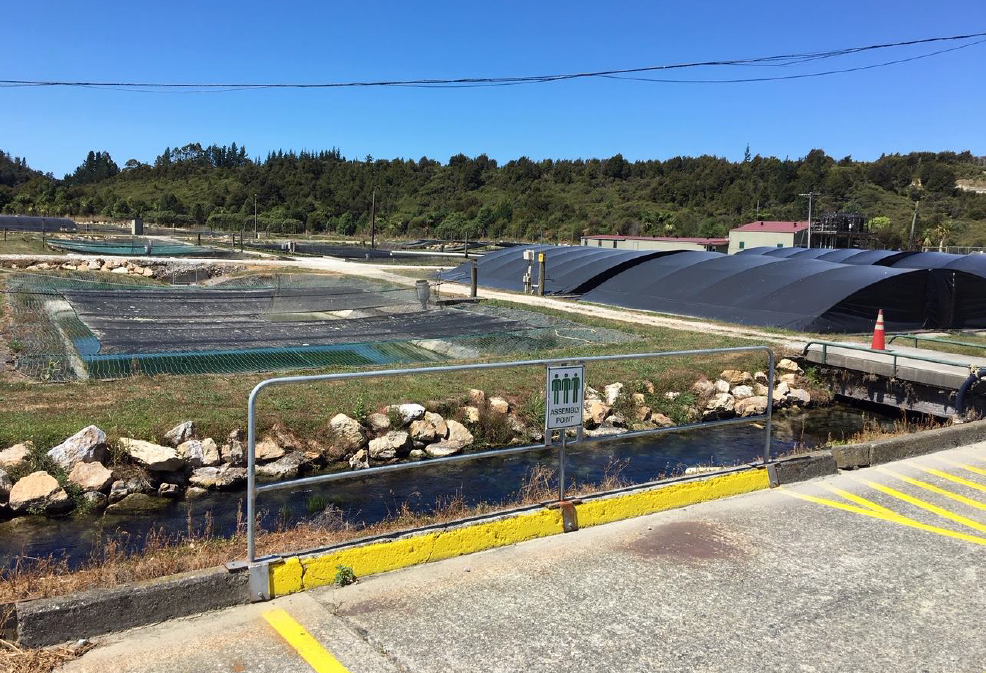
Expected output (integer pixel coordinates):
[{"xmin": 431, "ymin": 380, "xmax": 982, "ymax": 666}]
[{"xmin": 3, "ymin": 1, "xmax": 985, "ymax": 176}]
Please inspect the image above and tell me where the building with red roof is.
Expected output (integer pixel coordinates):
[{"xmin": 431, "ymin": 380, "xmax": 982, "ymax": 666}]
[
  {"xmin": 580, "ymin": 234, "xmax": 728, "ymax": 253},
  {"xmin": 727, "ymin": 221, "xmax": 809, "ymax": 254}
]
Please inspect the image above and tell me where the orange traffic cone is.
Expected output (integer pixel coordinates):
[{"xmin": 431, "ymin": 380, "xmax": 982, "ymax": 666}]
[{"xmin": 870, "ymin": 309, "xmax": 886, "ymax": 350}]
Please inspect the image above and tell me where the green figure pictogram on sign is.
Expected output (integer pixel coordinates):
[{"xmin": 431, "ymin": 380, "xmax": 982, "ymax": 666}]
[{"xmin": 546, "ymin": 365, "xmax": 584, "ymax": 430}]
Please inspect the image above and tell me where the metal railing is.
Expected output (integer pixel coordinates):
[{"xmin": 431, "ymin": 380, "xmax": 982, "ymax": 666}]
[
  {"xmin": 245, "ymin": 346, "xmax": 775, "ymax": 562},
  {"xmin": 801, "ymin": 340, "xmax": 978, "ymax": 379},
  {"xmin": 887, "ymin": 333, "xmax": 986, "ymax": 354}
]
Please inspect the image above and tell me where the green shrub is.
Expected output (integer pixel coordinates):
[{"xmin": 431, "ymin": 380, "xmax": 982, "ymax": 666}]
[{"xmin": 471, "ymin": 403, "xmax": 513, "ymax": 448}]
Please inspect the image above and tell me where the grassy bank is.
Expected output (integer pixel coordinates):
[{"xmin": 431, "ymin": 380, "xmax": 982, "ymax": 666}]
[
  {"xmin": 0, "ymin": 298, "xmax": 777, "ymax": 451},
  {"xmin": 0, "ymin": 233, "xmax": 57, "ymax": 256}
]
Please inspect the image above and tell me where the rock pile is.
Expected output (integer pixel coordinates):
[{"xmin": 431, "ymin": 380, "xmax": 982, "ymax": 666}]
[{"xmin": 0, "ymin": 355, "xmax": 819, "ymax": 520}]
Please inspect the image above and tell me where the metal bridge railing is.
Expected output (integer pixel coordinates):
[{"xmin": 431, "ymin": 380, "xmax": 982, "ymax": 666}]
[
  {"xmin": 245, "ymin": 346, "xmax": 775, "ymax": 563},
  {"xmin": 801, "ymin": 340, "xmax": 979, "ymax": 378},
  {"xmin": 887, "ymin": 333, "xmax": 986, "ymax": 354}
]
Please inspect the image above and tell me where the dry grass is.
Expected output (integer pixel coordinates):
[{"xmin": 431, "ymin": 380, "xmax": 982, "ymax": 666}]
[
  {"xmin": 834, "ymin": 414, "xmax": 948, "ymax": 445},
  {"xmin": 0, "ymin": 460, "xmax": 634, "ymax": 607},
  {"xmin": 0, "ymin": 638, "xmax": 93, "ymax": 673}
]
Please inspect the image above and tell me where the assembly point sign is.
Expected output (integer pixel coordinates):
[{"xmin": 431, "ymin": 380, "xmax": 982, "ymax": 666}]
[{"xmin": 545, "ymin": 365, "xmax": 585, "ymax": 430}]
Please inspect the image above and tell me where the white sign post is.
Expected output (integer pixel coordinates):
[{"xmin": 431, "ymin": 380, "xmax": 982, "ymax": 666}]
[{"xmin": 545, "ymin": 364, "xmax": 584, "ymax": 502}]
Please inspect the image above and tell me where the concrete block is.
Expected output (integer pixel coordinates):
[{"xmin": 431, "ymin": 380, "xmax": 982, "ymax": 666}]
[
  {"xmin": 869, "ymin": 419, "xmax": 986, "ymax": 466},
  {"xmin": 831, "ymin": 443, "xmax": 872, "ymax": 469},
  {"xmin": 772, "ymin": 451, "xmax": 838, "ymax": 485},
  {"xmin": 16, "ymin": 565, "xmax": 250, "ymax": 648}
]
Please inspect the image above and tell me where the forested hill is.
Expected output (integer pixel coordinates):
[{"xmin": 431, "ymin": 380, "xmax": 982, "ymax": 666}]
[{"xmin": 2, "ymin": 144, "xmax": 986, "ymax": 247}]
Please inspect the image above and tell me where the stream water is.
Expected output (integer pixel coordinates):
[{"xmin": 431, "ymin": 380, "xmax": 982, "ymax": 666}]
[{"xmin": 0, "ymin": 403, "xmax": 899, "ymax": 569}]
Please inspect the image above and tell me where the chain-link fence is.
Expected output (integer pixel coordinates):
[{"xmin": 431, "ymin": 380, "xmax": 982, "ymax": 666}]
[
  {"xmin": 1, "ymin": 271, "xmax": 636, "ymax": 382},
  {"xmin": 45, "ymin": 237, "xmax": 225, "ymax": 257}
]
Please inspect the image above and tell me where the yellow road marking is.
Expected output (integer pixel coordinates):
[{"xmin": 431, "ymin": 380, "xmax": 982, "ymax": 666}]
[
  {"xmin": 864, "ymin": 481, "xmax": 986, "ymax": 533},
  {"xmin": 935, "ymin": 457, "xmax": 986, "ymax": 477},
  {"xmin": 958, "ymin": 464, "xmax": 986, "ymax": 477},
  {"xmin": 263, "ymin": 608, "xmax": 351, "ymax": 673},
  {"xmin": 779, "ymin": 489, "xmax": 986, "ymax": 546},
  {"xmin": 822, "ymin": 485, "xmax": 898, "ymax": 517},
  {"xmin": 876, "ymin": 468, "xmax": 986, "ymax": 512},
  {"xmin": 915, "ymin": 467, "xmax": 986, "ymax": 493}
]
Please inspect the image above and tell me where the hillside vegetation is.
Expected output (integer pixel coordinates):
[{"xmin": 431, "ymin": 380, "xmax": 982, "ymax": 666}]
[{"xmin": 2, "ymin": 146, "xmax": 986, "ymax": 247}]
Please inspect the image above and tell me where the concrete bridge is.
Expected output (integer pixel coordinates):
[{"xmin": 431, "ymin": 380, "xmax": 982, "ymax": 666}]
[{"xmin": 802, "ymin": 338, "xmax": 986, "ymax": 417}]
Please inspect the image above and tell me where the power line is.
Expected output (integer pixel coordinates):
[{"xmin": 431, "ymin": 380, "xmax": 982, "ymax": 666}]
[
  {"xmin": 1, "ymin": 31, "xmax": 983, "ymax": 93},
  {"xmin": 603, "ymin": 39, "xmax": 986, "ymax": 84}
]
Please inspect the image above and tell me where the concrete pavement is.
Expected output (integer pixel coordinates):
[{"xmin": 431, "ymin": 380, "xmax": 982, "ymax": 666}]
[{"xmin": 61, "ymin": 444, "xmax": 986, "ymax": 673}]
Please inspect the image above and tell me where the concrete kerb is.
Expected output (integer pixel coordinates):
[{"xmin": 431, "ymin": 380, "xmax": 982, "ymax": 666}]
[
  {"xmin": 10, "ymin": 420, "xmax": 985, "ymax": 648},
  {"xmin": 14, "ymin": 565, "xmax": 250, "ymax": 649},
  {"xmin": 830, "ymin": 418, "xmax": 986, "ymax": 469}
]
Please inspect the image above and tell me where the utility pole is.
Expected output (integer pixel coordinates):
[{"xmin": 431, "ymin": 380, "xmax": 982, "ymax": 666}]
[
  {"xmin": 799, "ymin": 191, "xmax": 819, "ymax": 248},
  {"xmin": 370, "ymin": 190, "xmax": 376, "ymax": 249},
  {"xmin": 908, "ymin": 200, "xmax": 920, "ymax": 250},
  {"xmin": 254, "ymin": 194, "xmax": 258, "ymax": 239}
]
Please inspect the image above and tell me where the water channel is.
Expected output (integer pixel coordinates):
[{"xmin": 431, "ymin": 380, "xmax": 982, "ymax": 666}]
[{"xmin": 0, "ymin": 403, "xmax": 900, "ymax": 569}]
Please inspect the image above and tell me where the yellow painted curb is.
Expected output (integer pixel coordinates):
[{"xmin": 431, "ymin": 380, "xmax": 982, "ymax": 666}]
[
  {"xmin": 576, "ymin": 468, "xmax": 770, "ymax": 528},
  {"xmin": 270, "ymin": 467, "xmax": 770, "ymax": 597}
]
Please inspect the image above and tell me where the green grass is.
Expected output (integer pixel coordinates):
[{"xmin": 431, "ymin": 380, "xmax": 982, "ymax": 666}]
[
  {"xmin": 0, "ymin": 233, "xmax": 62, "ymax": 255},
  {"xmin": 0, "ymin": 297, "xmax": 778, "ymax": 451}
]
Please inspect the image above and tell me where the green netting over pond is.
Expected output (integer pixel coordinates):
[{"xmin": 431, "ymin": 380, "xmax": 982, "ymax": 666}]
[
  {"xmin": 2, "ymin": 271, "xmax": 636, "ymax": 381},
  {"xmin": 46, "ymin": 237, "xmax": 224, "ymax": 257}
]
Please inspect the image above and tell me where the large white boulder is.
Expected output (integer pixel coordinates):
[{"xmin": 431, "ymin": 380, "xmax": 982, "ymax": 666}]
[
  {"xmin": 735, "ymin": 396, "xmax": 769, "ymax": 417},
  {"xmin": 254, "ymin": 437, "xmax": 286, "ymax": 462},
  {"xmin": 177, "ymin": 438, "xmax": 221, "ymax": 468},
  {"xmin": 0, "ymin": 442, "xmax": 32, "ymax": 470},
  {"xmin": 164, "ymin": 421, "xmax": 195, "ymax": 447},
  {"xmin": 68, "ymin": 462, "xmax": 114, "ymax": 492},
  {"xmin": 256, "ymin": 453, "xmax": 306, "ymax": 480},
  {"xmin": 488, "ymin": 397, "xmax": 510, "ymax": 414},
  {"xmin": 120, "ymin": 438, "xmax": 183, "ymax": 471},
  {"xmin": 604, "ymin": 383, "xmax": 624, "ymax": 405},
  {"xmin": 777, "ymin": 358, "xmax": 803, "ymax": 374},
  {"xmin": 704, "ymin": 392, "xmax": 735, "ymax": 416},
  {"xmin": 444, "ymin": 420, "xmax": 474, "ymax": 450},
  {"xmin": 9, "ymin": 471, "xmax": 73, "ymax": 515},
  {"xmin": 368, "ymin": 431, "xmax": 411, "ymax": 460},
  {"xmin": 47, "ymin": 425, "xmax": 107, "ymax": 471},
  {"xmin": 387, "ymin": 404, "xmax": 425, "ymax": 425},
  {"xmin": 329, "ymin": 414, "xmax": 367, "ymax": 452}
]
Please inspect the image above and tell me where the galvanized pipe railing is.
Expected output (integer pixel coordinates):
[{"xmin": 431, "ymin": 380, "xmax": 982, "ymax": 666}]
[
  {"xmin": 887, "ymin": 333, "xmax": 986, "ymax": 354},
  {"xmin": 245, "ymin": 346, "xmax": 775, "ymax": 562},
  {"xmin": 801, "ymin": 340, "xmax": 977, "ymax": 379}
]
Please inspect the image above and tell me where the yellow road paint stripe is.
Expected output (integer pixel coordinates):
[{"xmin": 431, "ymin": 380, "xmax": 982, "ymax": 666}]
[
  {"xmin": 263, "ymin": 608, "xmax": 351, "ymax": 673},
  {"xmin": 822, "ymin": 485, "xmax": 898, "ymax": 517},
  {"xmin": 864, "ymin": 481, "xmax": 986, "ymax": 533},
  {"xmin": 778, "ymin": 489, "xmax": 986, "ymax": 546},
  {"xmin": 876, "ymin": 468, "xmax": 986, "ymax": 512},
  {"xmin": 935, "ymin": 457, "xmax": 986, "ymax": 477},
  {"xmin": 959, "ymin": 464, "xmax": 986, "ymax": 477},
  {"xmin": 915, "ymin": 467, "xmax": 986, "ymax": 493}
]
